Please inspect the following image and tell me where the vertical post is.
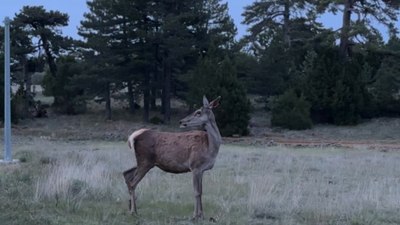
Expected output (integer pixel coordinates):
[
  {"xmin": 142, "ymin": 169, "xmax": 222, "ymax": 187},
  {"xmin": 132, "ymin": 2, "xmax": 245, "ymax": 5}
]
[{"xmin": 3, "ymin": 17, "xmax": 12, "ymax": 162}]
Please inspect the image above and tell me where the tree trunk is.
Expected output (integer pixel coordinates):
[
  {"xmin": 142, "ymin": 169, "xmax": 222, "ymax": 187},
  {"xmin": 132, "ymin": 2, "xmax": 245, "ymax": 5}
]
[
  {"xmin": 143, "ymin": 73, "xmax": 150, "ymax": 123},
  {"xmin": 340, "ymin": 0, "xmax": 353, "ymax": 60},
  {"xmin": 127, "ymin": 80, "xmax": 135, "ymax": 114},
  {"xmin": 24, "ymin": 61, "xmax": 33, "ymax": 118},
  {"xmin": 105, "ymin": 82, "xmax": 112, "ymax": 120},
  {"xmin": 41, "ymin": 36, "xmax": 57, "ymax": 78},
  {"xmin": 150, "ymin": 72, "xmax": 157, "ymax": 110},
  {"xmin": 152, "ymin": 42, "xmax": 160, "ymax": 111},
  {"xmin": 162, "ymin": 56, "xmax": 171, "ymax": 123},
  {"xmin": 41, "ymin": 35, "xmax": 60, "ymax": 105},
  {"xmin": 283, "ymin": 0, "xmax": 291, "ymax": 48},
  {"xmin": 25, "ymin": 68, "xmax": 32, "ymax": 100}
]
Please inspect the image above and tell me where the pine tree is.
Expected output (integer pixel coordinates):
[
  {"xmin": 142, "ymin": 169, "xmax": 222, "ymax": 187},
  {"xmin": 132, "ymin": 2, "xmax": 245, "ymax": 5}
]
[
  {"xmin": 241, "ymin": 0, "xmax": 325, "ymax": 97},
  {"xmin": 316, "ymin": 0, "xmax": 399, "ymax": 59},
  {"xmin": 242, "ymin": 0, "xmax": 319, "ymax": 53},
  {"xmin": 13, "ymin": 6, "xmax": 69, "ymax": 83},
  {"xmin": 79, "ymin": 0, "xmax": 135, "ymax": 120}
]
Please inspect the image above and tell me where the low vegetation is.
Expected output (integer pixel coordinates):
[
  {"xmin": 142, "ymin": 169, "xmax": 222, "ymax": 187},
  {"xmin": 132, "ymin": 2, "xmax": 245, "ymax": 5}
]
[{"xmin": 1, "ymin": 136, "xmax": 400, "ymax": 225}]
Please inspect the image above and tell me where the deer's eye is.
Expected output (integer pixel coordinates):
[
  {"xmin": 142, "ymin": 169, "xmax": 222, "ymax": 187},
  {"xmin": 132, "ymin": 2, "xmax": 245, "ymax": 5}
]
[{"xmin": 195, "ymin": 111, "xmax": 201, "ymax": 116}]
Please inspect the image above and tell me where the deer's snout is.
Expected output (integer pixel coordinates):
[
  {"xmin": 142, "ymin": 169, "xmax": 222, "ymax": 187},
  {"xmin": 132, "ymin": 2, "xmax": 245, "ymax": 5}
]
[{"xmin": 179, "ymin": 120, "xmax": 188, "ymax": 128}]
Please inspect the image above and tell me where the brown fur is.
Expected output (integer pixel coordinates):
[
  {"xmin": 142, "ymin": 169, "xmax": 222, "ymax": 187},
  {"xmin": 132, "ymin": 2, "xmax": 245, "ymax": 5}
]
[
  {"xmin": 133, "ymin": 130, "xmax": 209, "ymax": 173},
  {"xmin": 123, "ymin": 96, "xmax": 222, "ymax": 220}
]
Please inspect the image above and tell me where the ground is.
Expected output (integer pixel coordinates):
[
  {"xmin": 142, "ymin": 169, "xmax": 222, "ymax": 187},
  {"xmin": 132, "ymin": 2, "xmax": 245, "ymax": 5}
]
[{"xmin": 1, "ymin": 101, "xmax": 400, "ymax": 225}]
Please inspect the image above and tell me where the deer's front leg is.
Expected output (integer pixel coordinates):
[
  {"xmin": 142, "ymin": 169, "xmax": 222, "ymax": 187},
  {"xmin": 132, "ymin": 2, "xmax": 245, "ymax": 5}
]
[{"xmin": 192, "ymin": 170, "xmax": 204, "ymax": 220}]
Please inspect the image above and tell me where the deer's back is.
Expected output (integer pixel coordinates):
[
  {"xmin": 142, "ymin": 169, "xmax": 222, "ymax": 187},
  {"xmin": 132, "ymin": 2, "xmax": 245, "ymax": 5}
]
[{"xmin": 134, "ymin": 130, "xmax": 209, "ymax": 173}]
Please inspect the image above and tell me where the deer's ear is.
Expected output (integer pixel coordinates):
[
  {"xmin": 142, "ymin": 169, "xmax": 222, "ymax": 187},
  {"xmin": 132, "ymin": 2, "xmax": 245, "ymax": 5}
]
[
  {"xmin": 203, "ymin": 95, "xmax": 210, "ymax": 107},
  {"xmin": 209, "ymin": 96, "xmax": 221, "ymax": 109}
]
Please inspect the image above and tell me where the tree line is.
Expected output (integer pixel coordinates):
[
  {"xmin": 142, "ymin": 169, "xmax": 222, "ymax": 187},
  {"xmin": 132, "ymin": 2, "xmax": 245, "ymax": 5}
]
[{"xmin": 0, "ymin": 0, "xmax": 400, "ymax": 135}]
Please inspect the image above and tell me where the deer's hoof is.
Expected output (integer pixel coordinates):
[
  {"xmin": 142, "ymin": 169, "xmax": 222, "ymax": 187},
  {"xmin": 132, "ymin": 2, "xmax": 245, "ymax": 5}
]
[
  {"xmin": 191, "ymin": 214, "xmax": 204, "ymax": 221},
  {"xmin": 209, "ymin": 217, "xmax": 217, "ymax": 223}
]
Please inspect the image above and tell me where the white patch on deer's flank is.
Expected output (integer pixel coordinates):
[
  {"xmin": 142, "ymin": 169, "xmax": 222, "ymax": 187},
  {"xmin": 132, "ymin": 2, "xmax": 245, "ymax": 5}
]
[{"xmin": 128, "ymin": 128, "xmax": 150, "ymax": 149}]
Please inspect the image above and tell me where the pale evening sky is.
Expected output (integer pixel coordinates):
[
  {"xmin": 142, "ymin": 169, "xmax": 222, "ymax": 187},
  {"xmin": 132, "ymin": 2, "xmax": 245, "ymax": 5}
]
[{"xmin": 0, "ymin": 0, "xmax": 397, "ymax": 40}]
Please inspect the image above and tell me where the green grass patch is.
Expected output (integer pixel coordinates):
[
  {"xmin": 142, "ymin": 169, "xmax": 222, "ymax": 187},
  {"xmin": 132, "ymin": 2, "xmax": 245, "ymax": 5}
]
[{"xmin": 1, "ymin": 139, "xmax": 400, "ymax": 225}]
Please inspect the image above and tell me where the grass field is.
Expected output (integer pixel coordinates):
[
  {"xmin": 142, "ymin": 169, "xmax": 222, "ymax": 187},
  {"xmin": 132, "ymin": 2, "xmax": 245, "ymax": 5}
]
[{"xmin": 1, "ymin": 136, "xmax": 400, "ymax": 225}]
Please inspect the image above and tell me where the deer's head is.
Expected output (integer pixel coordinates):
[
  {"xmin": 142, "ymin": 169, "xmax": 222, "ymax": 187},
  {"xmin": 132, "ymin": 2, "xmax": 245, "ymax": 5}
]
[{"xmin": 180, "ymin": 96, "xmax": 221, "ymax": 129}]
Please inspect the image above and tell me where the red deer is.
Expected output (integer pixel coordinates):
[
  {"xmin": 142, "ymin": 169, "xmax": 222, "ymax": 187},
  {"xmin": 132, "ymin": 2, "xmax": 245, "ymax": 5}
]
[{"xmin": 123, "ymin": 96, "xmax": 222, "ymax": 220}]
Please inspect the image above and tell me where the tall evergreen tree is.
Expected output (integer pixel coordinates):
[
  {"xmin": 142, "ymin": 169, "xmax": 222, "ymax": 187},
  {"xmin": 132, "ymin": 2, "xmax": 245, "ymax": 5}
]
[
  {"xmin": 241, "ymin": 0, "xmax": 326, "ymax": 97},
  {"xmin": 13, "ymin": 6, "xmax": 71, "ymax": 108},
  {"xmin": 143, "ymin": 0, "xmax": 237, "ymax": 122},
  {"xmin": 79, "ymin": 0, "xmax": 137, "ymax": 119},
  {"xmin": 13, "ymin": 6, "xmax": 69, "ymax": 80},
  {"xmin": 157, "ymin": 0, "xmax": 203, "ymax": 122},
  {"xmin": 242, "ymin": 0, "xmax": 318, "ymax": 54},
  {"xmin": 179, "ymin": 0, "xmax": 238, "ymax": 96},
  {"xmin": 317, "ymin": 0, "xmax": 399, "ymax": 59}
]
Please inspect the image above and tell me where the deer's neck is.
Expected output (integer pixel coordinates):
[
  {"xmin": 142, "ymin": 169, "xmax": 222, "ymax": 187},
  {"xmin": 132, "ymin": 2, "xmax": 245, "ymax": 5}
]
[{"xmin": 205, "ymin": 120, "xmax": 222, "ymax": 155}]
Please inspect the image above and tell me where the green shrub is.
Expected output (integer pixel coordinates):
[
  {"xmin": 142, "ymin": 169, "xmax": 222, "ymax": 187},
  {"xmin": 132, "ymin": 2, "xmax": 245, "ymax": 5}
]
[
  {"xmin": 215, "ymin": 85, "xmax": 251, "ymax": 136},
  {"xmin": 370, "ymin": 55, "xmax": 400, "ymax": 116},
  {"xmin": 185, "ymin": 51, "xmax": 251, "ymax": 136},
  {"xmin": 150, "ymin": 116, "xmax": 164, "ymax": 124},
  {"xmin": 271, "ymin": 89, "xmax": 312, "ymax": 130},
  {"xmin": 42, "ymin": 56, "xmax": 86, "ymax": 114},
  {"xmin": 300, "ymin": 48, "xmax": 368, "ymax": 125}
]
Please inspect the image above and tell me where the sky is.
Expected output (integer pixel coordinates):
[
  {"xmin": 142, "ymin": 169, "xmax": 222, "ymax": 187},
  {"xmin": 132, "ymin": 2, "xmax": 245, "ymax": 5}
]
[
  {"xmin": 0, "ymin": 0, "xmax": 398, "ymax": 40},
  {"xmin": 1, "ymin": 0, "xmax": 254, "ymax": 39}
]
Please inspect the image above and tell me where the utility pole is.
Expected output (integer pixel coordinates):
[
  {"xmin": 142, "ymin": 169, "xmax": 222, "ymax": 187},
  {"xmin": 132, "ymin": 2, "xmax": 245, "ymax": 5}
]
[{"xmin": 1, "ymin": 17, "xmax": 17, "ymax": 164}]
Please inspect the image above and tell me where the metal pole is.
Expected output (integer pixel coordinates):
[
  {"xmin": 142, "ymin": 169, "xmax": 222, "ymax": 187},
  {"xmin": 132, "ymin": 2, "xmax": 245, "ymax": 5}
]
[{"xmin": 3, "ymin": 17, "xmax": 12, "ymax": 162}]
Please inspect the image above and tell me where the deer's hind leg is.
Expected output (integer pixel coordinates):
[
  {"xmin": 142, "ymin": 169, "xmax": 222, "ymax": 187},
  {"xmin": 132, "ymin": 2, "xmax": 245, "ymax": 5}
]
[
  {"xmin": 123, "ymin": 167, "xmax": 137, "ymax": 212},
  {"xmin": 124, "ymin": 164, "xmax": 153, "ymax": 214},
  {"xmin": 123, "ymin": 167, "xmax": 137, "ymax": 189}
]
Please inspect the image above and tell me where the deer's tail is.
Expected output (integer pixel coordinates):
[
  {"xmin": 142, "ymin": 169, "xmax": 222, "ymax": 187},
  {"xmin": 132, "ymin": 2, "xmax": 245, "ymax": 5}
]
[{"xmin": 127, "ymin": 129, "xmax": 150, "ymax": 149}]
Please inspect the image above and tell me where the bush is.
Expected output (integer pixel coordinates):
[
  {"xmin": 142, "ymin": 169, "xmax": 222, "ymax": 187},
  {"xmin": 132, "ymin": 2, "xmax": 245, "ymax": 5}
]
[
  {"xmin": 53, "ymin": 96, "xmax": 87, "ymax": 115},
  {"xmin": 370, "ymin": 55, "xmax": 400, "ymax": 116},
  {"xmin": 300, "ymin": 48, "xmax": 368, "ymax": 125},
  {"xmin": 150, "ymin": 116, "xmax": 163, "ymax": 124},
  {"xmin": 0, "ymin": 93, "xmax": 20, "ymax": 124},
  {"xmin": 216, "ymin": 85, "xmax": 251, "ymax": 136},
  {"xmin": 185, "ymin": 51, "xmax": 251, "ymax": 136},
  {"xmin": 42, "ymin": 56, "xmax": 86, "ymax": 114},
  {"xmin": 271, "ymin": 89, "xmax": 312, "ymax": 130}
]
